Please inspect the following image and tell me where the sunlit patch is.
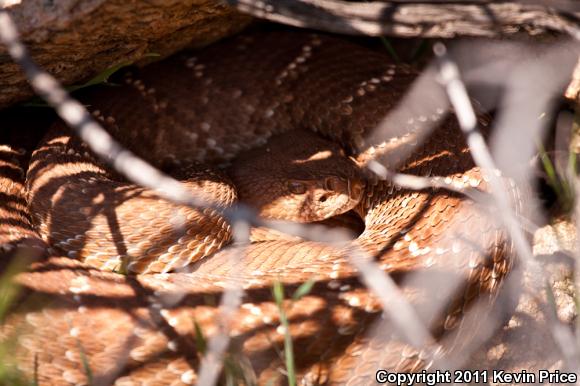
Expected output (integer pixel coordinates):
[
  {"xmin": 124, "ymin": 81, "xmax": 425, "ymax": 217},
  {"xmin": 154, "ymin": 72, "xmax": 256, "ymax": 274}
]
[
  {"xmin": 69, "ymin": 276, "xmax": 91, "ymax": 294},
  {"xmin": 393, "ymin": 241, "xmax": 404, "ymax": 251},
  {"xmin": 293, "ymin": 150, "xmax": 332, "ymax": 163},
  {"xmin": 167, "ymin": 340, "xmax": 178, "ymax": 352},
  {"xmin": 181, "ymin": 370, "xmax": 195, "ymax": 384},
  {"xmin": 92, "ymin": 192, "xmax": 105, "ymax": 205},
  {"xmin": 46, "ymin": 135, "xmax": 70, "ymax": 146}
]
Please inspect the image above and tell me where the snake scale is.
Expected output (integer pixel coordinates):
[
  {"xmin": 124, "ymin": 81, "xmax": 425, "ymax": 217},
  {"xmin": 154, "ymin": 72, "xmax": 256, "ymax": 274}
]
[{"xmin": 0, "ymin": 26, "xmax": 521, "ymax": 385}]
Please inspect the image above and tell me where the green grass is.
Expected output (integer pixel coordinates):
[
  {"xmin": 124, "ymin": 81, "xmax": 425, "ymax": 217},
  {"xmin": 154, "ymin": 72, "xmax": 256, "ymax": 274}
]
[
  {"xmin": 0, "ymin": 249, "xmax": 98, "ymax": 386},
  {"xmin": 193, "ymin": 319, "xmax": 257, "ymax": 385},
  {"xmin": 272, "ymin": 279, "xmax": 314, "ymax": 386},
  {"xmin": 0, "ymin": 333, "xmax": 36, "ymax": 386},
  {"xmin": 21, "ymin": 53, "xmax": 159, "ymax": 107},
  {"xmin": 193, "ymin": 319, "xmax": 208, "ymax": 355},
  {"xmin": 190, "ymin": 279, "xmax": 315, "ymax": 385},
  {"xmin": 537, "ymin": 139, "xmax": 576, "ymax": 216},
  {"xmin": 0, "ymin": 258, "xmax": 27, "ymax": 321},
  {"xmin": 76, "ymin": 339, "xmax": 94, "ymax": 385},
  {"xmin": 112, "ymin": 260, "xmax": 129, "ymax": 276},
  {"xmin": 376, "ymin": 37, "xmax": 401, "ymax": 63},
  {"xmin": 0, "ymin": 253, "xmax": 38, "ymax": 386}
]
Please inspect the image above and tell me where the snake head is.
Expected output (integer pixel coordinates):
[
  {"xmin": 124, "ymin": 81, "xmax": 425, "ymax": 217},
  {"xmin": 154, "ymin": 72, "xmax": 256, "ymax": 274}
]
[
  {"xmin": 280, "ymin": 175, "xmax": 365, "ymax": 222},
  {"xmin": 228, "ymin": 129, "xmax": 366, "ymax": 223}
]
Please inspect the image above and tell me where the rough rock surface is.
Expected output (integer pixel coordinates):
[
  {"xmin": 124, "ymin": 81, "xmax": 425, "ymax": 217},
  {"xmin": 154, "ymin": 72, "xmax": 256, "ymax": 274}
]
[
  {"xmin": 0, "ymin": 0, "xmax": 251, "ymax": 108},
  {"xmin": 470, "ymin": 220, "xmax": 578, "ymax": 383}
]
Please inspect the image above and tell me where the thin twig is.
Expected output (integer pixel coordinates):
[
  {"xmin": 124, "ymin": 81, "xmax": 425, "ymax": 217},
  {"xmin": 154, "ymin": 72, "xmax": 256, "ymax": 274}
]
[
  {"xmin": 367, "ymin": 160, "xmax": 487, "ymax": 198},
  {"xmin": 197, "ymin": 220, "xmax": 250, "ymax": 385},
  {"xmin": 435, "ymin": 41, "xmax": 531, "ymax": 265},
  {"xmin": 345, "ymin": 245, "xmax": 438, "ymax": 350},
  {"xmin": 434, "ymin": 41, "xmax": 580, "ymax": 371}
]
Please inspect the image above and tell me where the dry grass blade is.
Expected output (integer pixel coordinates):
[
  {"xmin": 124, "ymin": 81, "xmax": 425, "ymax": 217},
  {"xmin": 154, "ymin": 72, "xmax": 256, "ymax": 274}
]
[
  {"xmin": 435, "ymin": 41, "xmax": 532, "ymax": 268},
  {"xmin": 367, "ymin": 159, "xmax": 489, "ymax": 200},
  {"xmin": 197, "ymin": 220, "xmax": 250, "ymax": 386},
  {"xmin": 435, "ymin": 41, "xmax": 580, "ymax": 371},
  {"xmin": 346, "ymin": 245, "xmax": 437, "ymax": 349}
]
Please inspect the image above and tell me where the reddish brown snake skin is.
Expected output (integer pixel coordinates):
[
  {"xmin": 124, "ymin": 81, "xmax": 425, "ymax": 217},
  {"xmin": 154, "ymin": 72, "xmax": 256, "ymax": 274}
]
[{"xmin": 0, "ymin": 27, "xmax": 521, "ymax": 385}]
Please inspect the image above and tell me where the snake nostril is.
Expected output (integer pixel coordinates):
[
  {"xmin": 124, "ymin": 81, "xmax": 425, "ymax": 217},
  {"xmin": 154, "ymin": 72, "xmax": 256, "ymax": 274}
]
[{"xmin": 319, "ymin": 195, "xmax": 328, "ymax": 203}]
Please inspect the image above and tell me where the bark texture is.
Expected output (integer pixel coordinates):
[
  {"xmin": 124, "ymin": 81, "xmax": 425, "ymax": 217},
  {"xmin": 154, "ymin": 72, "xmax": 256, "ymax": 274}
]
[{"xmin": 229, "ymin": 0, "xmax": 580, "ymax": 38}]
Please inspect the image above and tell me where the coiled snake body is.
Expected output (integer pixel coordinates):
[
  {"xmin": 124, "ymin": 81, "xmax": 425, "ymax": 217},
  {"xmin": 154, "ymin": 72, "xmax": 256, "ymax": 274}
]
[{"xmin": 0, "ymin": 28, "xmax": 519, "ymax": 385}]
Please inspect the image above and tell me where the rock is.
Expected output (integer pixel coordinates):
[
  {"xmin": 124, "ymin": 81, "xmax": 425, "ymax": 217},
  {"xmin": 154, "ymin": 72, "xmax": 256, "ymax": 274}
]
[
  {"xmin": 0, "ymin": 0, "xmax": 251, "ymax": 108},
  {"xmin": 470, "ymin": 220, "xmax": 578, "ymax": 382}
]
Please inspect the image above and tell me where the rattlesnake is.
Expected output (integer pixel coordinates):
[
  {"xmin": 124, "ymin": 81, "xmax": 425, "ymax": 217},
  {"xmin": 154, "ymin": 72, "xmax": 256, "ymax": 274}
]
[{"xmin": 0, "ymin": 27, "xmax": 520, "ymax": 385}]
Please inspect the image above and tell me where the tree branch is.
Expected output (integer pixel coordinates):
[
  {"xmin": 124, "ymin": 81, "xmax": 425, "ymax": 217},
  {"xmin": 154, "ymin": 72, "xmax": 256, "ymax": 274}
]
[{"xmin": 228, "ymin": 0, "xmax": 580, "ymax": 38}]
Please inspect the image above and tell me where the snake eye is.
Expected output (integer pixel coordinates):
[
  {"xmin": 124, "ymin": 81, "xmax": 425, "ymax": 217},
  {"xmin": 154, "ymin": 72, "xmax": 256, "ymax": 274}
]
[
  {"xmin": 324, "ymin": 177, "xmax": 336, "ymax": 191},
  {"xmin": 288, "ymin": 181, "xmax": 307, "ymax": 194},
  {"xmin": 324, "ymin": 176, "xmax": 346, "ymax": 191}
]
